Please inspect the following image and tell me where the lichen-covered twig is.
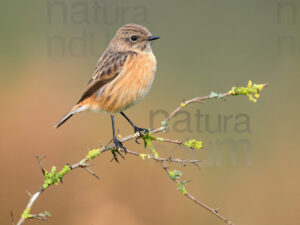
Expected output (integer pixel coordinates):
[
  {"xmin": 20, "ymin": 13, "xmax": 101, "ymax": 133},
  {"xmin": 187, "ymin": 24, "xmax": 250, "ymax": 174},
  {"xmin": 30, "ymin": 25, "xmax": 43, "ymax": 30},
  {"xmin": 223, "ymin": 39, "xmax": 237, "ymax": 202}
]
[
  {"xmin": 161, "ymin": 162, "xmax": 234, "ymax": 225},
  {"xmin": 15, "ymin": 81, "xmax": 268, "ymax": 225},
  {"xmin": 126, "ymin": 149, "xmax": 201, "ymax": 167}
]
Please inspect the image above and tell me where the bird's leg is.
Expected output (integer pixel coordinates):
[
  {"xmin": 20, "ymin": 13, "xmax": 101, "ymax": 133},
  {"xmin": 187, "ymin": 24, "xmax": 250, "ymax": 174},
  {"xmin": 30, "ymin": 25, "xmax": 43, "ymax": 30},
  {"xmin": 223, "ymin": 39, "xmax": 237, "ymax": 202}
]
[
  {"xmin": 120, "ymin": 112, "xmax": 149, "ymax": 144},
  {"xmin": 120, "ymin": 112, "xmax": 150, "ymax": 133},
  {"xmin": 110, "ymin": 114, "xmax": 127, "ymax": 163}
]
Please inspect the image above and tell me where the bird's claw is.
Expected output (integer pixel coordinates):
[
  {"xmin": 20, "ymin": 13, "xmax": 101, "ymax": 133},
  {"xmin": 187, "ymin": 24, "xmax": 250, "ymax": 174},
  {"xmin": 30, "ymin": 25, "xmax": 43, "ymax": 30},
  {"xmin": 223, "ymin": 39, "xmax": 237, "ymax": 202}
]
[
  {"xmin": 111, "ymin": 138, "xmax": 127, "ymax": 163},
  {"xmin": 134, "ymin": 126, "xmax": 150, "ymax": 135},
  {"xmin": 133, "ymin": 126, "xmax": 150, "ymax": 145}
]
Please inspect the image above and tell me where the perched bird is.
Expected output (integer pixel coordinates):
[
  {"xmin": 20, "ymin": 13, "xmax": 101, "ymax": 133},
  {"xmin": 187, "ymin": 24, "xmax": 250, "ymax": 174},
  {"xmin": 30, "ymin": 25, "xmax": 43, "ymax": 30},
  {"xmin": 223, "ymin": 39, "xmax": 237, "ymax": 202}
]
[{"xmin": 55, "ymin": 24, "xmax": 160, "ymax": 162}]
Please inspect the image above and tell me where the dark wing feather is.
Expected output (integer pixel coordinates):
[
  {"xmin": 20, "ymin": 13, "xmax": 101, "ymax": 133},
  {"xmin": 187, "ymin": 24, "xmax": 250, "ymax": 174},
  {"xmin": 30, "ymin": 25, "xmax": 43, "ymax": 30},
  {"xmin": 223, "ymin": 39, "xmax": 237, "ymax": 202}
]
[{"xmin": 77, "ymin": 50, "xmax": 137, "ymax": 104}]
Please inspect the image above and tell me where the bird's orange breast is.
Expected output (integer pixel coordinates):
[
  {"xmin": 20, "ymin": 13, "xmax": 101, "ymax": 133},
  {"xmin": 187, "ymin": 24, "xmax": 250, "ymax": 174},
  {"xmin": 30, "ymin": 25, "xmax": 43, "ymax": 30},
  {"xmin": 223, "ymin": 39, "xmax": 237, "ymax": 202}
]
[{"xmin": 89, "ymin": 52, "xmax": 157, "ymax": 113}]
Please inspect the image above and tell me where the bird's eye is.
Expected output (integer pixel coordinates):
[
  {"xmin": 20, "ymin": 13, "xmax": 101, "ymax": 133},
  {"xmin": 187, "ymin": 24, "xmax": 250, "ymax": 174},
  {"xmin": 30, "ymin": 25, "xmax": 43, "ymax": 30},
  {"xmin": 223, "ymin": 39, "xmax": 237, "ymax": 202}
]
[{"xmin": 130, "ymin": 35, "xmax": 138, "ymax": 41}]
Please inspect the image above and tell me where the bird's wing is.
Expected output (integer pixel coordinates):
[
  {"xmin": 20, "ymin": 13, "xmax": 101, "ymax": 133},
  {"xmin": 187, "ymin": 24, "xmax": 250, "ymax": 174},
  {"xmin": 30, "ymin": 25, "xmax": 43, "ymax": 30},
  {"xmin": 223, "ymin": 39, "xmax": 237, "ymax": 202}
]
[{"xmin": 77, "ymin": 50, "xmax": 137, "ymax": 104}]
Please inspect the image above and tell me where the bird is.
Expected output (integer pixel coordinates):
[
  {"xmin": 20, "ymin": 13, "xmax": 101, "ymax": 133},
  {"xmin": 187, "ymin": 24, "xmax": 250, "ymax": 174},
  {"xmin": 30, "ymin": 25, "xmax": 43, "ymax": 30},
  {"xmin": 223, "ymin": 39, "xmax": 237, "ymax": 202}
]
[{"xmin": 55, "ymin": 24, "xmax": 160, "ymax": 162}]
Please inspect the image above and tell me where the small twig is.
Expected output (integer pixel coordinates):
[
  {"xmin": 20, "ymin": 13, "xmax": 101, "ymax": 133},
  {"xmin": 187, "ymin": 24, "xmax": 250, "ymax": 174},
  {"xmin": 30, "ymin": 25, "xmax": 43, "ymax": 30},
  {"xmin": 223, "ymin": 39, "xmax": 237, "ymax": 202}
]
[
  {"xmin": 30, "ymin": 213, "xmax": 48, "ymax": 221},
  {"xmin": 160, "ymin": 162, "xmax": 234, "ymax": 225},
  {"xmin": 123, "ymin": 149, "xmax": 201, "ymax": 167},
  {"xmin": 167, "ymin": 82, "xmax": 269, "ymax": 121},
  {"xmin": 16, "ymin": 190, "xmax": 43, "ymax": 225},
  {"xmin": 155, "ymin": 137, "xmax": 184, "ymax": 146}
]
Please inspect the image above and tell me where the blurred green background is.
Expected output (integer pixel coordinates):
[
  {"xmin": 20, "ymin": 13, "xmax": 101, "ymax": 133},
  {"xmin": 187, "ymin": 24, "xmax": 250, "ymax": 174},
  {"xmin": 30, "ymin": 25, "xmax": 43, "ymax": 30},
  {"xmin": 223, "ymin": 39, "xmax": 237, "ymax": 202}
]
[{"xmin": 1, "ymin": 0, "xmax": 299, "ymax": 224}]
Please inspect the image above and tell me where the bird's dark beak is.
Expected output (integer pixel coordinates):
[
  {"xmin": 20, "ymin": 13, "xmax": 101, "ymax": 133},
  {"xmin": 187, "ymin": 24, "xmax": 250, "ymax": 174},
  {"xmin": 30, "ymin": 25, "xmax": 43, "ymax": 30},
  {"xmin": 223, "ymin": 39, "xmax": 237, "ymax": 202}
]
[{"xmin": 147, "ymin": 35, "xmax": 160, "ymax": 41}]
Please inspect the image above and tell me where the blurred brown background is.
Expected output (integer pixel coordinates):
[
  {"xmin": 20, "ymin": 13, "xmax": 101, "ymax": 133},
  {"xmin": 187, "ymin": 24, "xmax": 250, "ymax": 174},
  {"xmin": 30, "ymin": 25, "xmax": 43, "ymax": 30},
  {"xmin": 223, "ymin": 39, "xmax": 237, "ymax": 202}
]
[{"xmin": 1, "ymin": 0, "xmax": 299, "ymax": 224}]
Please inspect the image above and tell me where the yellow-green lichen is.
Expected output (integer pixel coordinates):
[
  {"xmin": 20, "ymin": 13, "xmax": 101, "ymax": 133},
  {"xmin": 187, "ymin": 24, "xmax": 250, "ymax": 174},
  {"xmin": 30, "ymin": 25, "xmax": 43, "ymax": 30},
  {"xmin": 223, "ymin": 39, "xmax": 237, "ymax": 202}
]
[
  {"xmin": 42, "ymin": 164, "xmax": 71, "ymax": 189},
  {"xmin": 168, "ymin": 169, "xmax": 182, "ymax": 180},
  {"xmin": 161, "ymin": 119, "xmax": 169, "ymax": 132},
  {"xmin": 143, "ymin": 132, "xmax": 159, "ymax": 158},
  {"xmin": 177, "ymin": 182, "xmax": 188, "ymax": 195},
  {"xmin": 183, "ymin": 139, "xmax": 203, "ymax": 150},
  {"xmin": 155, "ymin": 137, "xmax": 164, "ymax": 142},
  {"xmin": 139, "ymin": 153, "xmax": 151, "ymax": 160},
  {"xmin": 229, "ymin": 80, "xmax": 265, "ymax": 103},
  {"xmin": 86, "ymin": 148, "xmax": 101, "ymax": 160},
  {"xmin": 21, "ymin": 208, "xmax": 32, "ymax": 219}
]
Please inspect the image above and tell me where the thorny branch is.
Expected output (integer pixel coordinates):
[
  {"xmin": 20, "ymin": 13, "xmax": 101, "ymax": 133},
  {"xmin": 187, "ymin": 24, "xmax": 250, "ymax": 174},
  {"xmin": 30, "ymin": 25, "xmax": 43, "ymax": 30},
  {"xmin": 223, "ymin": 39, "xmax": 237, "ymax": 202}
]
[{"xmin": 15, "ymin": 82, "xmax": 269, "ymax": 225}]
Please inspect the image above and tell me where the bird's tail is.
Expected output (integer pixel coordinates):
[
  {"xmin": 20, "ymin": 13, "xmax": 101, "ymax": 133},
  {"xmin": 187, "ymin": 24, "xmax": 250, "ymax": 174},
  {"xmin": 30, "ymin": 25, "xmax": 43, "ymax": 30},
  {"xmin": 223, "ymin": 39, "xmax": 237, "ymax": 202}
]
[
  {"xmin": 55, "ymin": 104, "xmax": 88, "ymax": 128},
  {"xmin": 55, "ymin": 112, "xmax": 74, "ymax": 128}
]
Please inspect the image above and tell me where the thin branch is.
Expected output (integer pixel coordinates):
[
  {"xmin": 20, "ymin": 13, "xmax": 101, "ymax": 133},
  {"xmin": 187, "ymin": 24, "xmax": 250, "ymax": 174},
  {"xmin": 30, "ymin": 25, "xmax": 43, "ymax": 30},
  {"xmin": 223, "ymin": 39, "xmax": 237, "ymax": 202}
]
[
  {"xmin": 167, "ymin": 82, "xmax": 269, "ymax": 121},
  {"xmin": 16, "ymin": 189, "xmax": 43, "ymax": 225},
  {"xmin": 15, "ymin": 82, "xmax": 269, "ymax": 225},
  {"xmin": 125, "ymin": 149, "xmax": 201, "ymax": 168},
  {"xmin": 161, "ymin": 162, "xmax": 234, "ymax": 225},
  {"xmin": 154, "ymin": 137, "xmax": 184, "ymax": 146}
]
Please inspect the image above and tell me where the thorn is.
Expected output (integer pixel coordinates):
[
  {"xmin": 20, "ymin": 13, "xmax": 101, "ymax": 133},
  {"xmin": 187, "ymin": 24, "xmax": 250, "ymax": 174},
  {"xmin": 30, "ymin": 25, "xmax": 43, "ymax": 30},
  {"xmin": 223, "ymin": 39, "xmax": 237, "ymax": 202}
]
[
  {"xmin": 10, "ymin": 210, "xmax": 15, "ymax": 225},
  {"xmin": 182, "ymin": 160, "xmax": 187, "ymax": 166},
  {"xmin": 81, "ymin": 163, "xmax": 93, "ymax": 167},
  {"xmin": 196, "ymin": 100, "xmax": 205, "ymax": 104},
  {"xmin": 83, "ymin": 167, "xmax": 100, "ymax": 180},
  {"xmin": 161, "ymin": 161, "xmax": 168, "ymax": 170},
  {"xmin": 193, "ymin": 161, "xmax": 201, "ymax": 168},
  {"xmin": 25, "ymin": 190, "xmax": 32, "ymax": 197},
  {"xmin": 107, "ymin": 138, "xmax": 113, "ymax": 145},
  {"xmin": 214, "ymin": 206, "xmax": 224, "ymax": 213},
  {"xmin": 79, "ymin": 163, "xmax": 93, "ymax": 168},
  {"xmin": 31, "ymin": 213, "xmax": 48, "ymax": 221},
  {"xmin": 40, "ymin": 155, "xmax": 47, "ymax": 161},
  {"xmin": 35, "ymin": 155, "xmax": 46, "ymax": 175},
  {"xmin": 79, "ymin": 163, "xmax": 100, "ymax": 179},
  {"xmin": 99, "ymin": 142, "xmax": 105, "ymax": 148}
]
